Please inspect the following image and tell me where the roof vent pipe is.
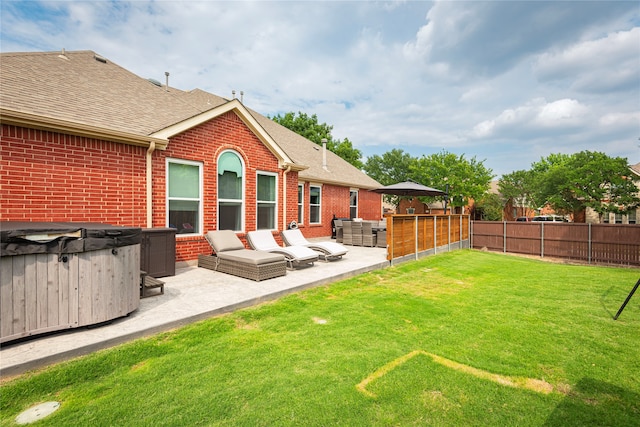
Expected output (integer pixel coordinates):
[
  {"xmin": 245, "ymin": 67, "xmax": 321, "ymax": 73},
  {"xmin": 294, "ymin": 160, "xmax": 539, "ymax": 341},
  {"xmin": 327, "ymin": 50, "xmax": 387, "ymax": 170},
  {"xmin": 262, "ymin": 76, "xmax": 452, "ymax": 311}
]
[
  {"xmin": 322, "ymin": 138, "xmax": 328, "ymax": 170},
  {"xmin": 232, "ymin": 90, "xmax": 236, "ymax": 99},
  {"xmin": 164, "ymin": 72, "xmax": 169, "ymax": 91},
  {"xmin": 240, "ymin": 91, "xmax": 244, "ymax": 103}
]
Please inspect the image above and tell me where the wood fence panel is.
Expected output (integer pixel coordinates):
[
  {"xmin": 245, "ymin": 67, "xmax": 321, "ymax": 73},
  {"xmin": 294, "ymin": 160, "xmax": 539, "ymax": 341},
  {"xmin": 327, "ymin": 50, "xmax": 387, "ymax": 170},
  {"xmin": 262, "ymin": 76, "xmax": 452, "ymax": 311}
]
[
  {"xmin": 543, "ymin": 223, "xmax": 589, "ymax": 261},
  {"xmin": 591, "ymin": 225, "xmax": 640, "ymax": 265},
  {"xmin": 471, "ymin": 221, "xmax": 504, "ymax": 251},
  {"xmin": 506, "ymin": 222, "xmax": 541, "ymax": 256},
  {"xmin": 472, "ymin": 221, "xmax": 640, "ymax": 266},
  {"xmin": 418, "ymin": 217, "xmax": 435, "ymax": 251},
  {"xmin": 387, "ymin": 215, "xmax": 470, "ymax": 261}
]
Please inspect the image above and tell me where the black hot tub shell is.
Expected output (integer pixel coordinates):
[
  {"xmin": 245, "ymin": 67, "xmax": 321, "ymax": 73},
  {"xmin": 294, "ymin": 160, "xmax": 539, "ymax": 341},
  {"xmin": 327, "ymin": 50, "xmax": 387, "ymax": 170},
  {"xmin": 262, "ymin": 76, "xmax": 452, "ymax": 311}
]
[{"xmin": 1, "ymin": 222, "xmax": 141, "ymax": 343}]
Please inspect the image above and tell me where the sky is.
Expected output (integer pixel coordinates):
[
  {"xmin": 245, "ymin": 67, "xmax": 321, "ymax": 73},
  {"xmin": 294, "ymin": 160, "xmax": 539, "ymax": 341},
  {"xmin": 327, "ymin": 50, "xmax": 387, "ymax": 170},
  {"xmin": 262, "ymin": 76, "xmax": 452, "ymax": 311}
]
[{"xmin": 1, "ymin": 1, "xmax": 639, "ymax": 178}]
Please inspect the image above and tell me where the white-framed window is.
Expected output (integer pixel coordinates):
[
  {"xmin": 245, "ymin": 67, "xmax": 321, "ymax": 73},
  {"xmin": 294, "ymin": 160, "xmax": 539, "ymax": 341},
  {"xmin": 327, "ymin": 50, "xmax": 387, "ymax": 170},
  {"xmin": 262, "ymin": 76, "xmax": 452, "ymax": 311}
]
[
  {"xmin": 615, "ymin": 212, "xmax": 623, "ymax": 224},
  {"xmin": 167, "ymin": 158, "xmax": 203, "ymax": 235},
  {"xmin": 309, "ymin": 184, "xmax": 321, "ymax": 224},
  {"xmin": 350, "ymin": 189, "xmax": 358, "ymax": 219},
  {"xmin": 628, "ymin": 210, "xmax": 637, "ymax": 224},
  {"xmin": 218, "ymin": 150, "xmax": 244, "ymax": 231},
  {"xmin": 257, "ymin": 171, "xmax": 277, "ymax": 230},
  {"xmin": 297, "ymin": 183, "xmax": 304, "ymax": 225}
]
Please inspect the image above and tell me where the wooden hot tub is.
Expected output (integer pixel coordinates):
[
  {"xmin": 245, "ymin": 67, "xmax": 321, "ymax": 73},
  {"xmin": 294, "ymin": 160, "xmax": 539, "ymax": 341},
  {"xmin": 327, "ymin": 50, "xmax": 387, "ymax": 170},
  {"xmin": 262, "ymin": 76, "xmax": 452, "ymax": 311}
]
[{"xmin": 0, "ymin": 222, "xmax": 141, "ymax": 343}]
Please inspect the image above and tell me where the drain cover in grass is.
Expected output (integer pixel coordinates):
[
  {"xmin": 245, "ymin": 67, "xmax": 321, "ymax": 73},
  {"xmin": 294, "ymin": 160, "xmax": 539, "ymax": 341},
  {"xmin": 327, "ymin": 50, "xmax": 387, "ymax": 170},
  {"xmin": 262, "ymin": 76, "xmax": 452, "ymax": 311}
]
[{"xmin": 16, "ymin": 401, "xmax": 60, "ymax": 424}]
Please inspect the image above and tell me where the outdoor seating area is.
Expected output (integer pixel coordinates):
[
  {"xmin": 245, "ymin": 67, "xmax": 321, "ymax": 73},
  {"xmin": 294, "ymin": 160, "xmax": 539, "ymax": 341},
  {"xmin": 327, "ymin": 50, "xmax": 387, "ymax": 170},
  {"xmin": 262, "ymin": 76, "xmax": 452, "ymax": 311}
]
[{"xmin": 336, "ymin": 219, "xmax": 387, "ymax": 248}]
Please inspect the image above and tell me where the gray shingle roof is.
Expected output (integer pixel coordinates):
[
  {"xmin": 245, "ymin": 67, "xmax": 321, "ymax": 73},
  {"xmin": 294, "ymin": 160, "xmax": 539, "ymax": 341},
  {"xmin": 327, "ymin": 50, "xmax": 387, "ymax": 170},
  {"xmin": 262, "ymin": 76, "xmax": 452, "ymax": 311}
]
[{"xmin": 1, "ymin": 50, "xmax": 380, "ymax": 189}]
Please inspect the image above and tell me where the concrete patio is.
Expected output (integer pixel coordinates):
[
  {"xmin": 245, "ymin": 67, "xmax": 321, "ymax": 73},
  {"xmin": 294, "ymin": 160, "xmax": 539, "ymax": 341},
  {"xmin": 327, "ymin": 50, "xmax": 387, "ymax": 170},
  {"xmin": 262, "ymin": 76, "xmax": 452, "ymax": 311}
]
[{"xmin": 0, "ymin": 243, "xmax": 388, "ymax": 378}]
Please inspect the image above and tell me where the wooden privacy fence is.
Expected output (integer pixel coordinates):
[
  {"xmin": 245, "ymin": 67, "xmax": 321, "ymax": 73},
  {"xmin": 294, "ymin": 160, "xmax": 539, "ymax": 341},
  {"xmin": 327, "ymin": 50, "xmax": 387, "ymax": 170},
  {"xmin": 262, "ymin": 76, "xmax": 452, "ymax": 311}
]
[
  {"xmin": 387, "ymin": 215, "xmax": 471, "ymax": 263},
  {"xmin": 471, "ymin": 221, "xmax": 640, "ymax": 266}
]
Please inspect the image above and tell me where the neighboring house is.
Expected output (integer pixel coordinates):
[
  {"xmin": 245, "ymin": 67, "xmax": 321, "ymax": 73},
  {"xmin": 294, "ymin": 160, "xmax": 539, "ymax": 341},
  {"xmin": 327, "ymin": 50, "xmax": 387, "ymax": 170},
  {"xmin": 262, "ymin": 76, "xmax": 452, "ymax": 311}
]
[
  {"xmin": 0, "ymin": 50, "xmax": 382, "ymax": 264},
  {"xmin": 585, "ymin": 161, "xmax": 640, "ymax": 224}
]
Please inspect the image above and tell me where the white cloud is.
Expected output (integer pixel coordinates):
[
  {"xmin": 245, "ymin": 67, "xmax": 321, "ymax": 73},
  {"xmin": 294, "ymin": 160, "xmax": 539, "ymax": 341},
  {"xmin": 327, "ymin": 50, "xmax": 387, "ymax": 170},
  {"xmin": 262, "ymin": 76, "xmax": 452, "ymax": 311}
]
[
  {"xmin": 471, "ymin": 98, "xmax": 591, "ymax": 139},
  {"xmin": 534, "ymin": 27, "xmax": 640, "ymax": 93}
]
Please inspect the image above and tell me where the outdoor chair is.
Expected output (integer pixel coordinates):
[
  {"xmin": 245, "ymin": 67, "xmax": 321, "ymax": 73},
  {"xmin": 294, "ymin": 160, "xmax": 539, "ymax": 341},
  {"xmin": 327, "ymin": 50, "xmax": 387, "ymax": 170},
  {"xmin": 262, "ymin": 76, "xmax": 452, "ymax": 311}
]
[
  {"xmin": 246, "ymin": 230, "xmax": 319, "ymax": 269},
  {"xmin": 199, "ymin": 230, "xmax": 287, "ymax": 281},
  {"xmin": 351, "ymin": 221, "xmax": 363, "ymax": 246},
  {"xmin": 376, "ymin": 220, "xmax": 387, "ymax": 248},
  {"xmin": 281, "ymin": 229, "xmax": 348, "ymax": 261},
  {"xmin": 342, "ymin": 220, "xmax": 353, "ymax": 245},
  {"xmin": 334, "ymin": 219, "xmax": 344, "ymax": 243},
  {"xmin": 362, "ymin": 221, "xmax": 377, "ymax": 247}
]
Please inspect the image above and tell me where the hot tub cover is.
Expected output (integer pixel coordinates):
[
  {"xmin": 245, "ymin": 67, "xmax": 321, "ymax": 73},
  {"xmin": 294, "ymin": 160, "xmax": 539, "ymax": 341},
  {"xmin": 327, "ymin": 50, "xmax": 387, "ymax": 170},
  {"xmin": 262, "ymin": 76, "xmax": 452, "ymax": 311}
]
[{"xmin": 1, "ymin": 222, "xmax": 141, "ymax": 257}]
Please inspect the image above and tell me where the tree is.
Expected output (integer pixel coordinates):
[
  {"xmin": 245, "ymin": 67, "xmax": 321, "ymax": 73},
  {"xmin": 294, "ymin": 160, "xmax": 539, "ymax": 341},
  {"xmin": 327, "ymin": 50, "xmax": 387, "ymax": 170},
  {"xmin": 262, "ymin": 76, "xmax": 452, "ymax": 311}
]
[
  {"xmin": 498, "ymin": 169, "xmax": 537, "ymax": 216},
  {"xmin": 412, "ymin": 150, "xmax": 494, "ymax": 212},
  {"xmin": 532, "ymin": 151, "xmax": 640, "ymax": 221},
  {"xmin": 474, "ymin": 192, "xmax": 504, "ymax": 221},
  {"xmin": 363, "ymin": 149, "xmax": 418, "ymax": 207},
  {"xmin": 271, "ymin": 112, "xmax": 363, "ymax": 169}
]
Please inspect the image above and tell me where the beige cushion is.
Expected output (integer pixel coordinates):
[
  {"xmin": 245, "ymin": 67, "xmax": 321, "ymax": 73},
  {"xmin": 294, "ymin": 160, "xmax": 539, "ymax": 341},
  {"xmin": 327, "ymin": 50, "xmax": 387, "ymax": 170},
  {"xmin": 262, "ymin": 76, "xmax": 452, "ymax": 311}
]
[
  {"xmin": 206, "ymin": 230, "xmax": 245, "ymax": 253},
  {"xmin": 218, "ymin": 249, "xmax": 285, "ymax": 265}
]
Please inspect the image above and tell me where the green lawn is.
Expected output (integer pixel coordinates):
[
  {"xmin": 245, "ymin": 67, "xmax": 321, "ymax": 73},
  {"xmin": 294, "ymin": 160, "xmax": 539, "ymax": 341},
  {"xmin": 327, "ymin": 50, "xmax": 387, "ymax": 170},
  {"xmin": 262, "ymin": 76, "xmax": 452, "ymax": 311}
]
[{"xmin": 2, "ymin": 250, "xmax": 639, "ymax": 426}]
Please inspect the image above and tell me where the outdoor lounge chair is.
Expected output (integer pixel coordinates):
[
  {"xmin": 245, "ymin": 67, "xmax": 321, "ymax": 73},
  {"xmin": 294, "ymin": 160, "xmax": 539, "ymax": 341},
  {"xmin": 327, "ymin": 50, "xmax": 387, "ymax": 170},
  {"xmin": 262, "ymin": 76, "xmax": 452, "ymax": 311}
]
[
  {"xmin": 281, "ymin": 229, "xmax": 348, "ymax": 261},
  {"xmin": 198, "ymin": 230, "xmax": 287, "ymax": 281},
  {"xmin": 246, "ymin": 230, "xmax": 319, "ymax": 269}
]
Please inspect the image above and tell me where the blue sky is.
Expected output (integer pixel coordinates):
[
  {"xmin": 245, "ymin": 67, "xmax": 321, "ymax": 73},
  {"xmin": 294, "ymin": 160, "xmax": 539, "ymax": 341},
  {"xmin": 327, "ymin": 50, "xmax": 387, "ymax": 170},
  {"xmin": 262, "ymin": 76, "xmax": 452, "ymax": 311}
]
[{"xmin": 1, "ymin": 1, "xmax": 639, "ymax": 178}]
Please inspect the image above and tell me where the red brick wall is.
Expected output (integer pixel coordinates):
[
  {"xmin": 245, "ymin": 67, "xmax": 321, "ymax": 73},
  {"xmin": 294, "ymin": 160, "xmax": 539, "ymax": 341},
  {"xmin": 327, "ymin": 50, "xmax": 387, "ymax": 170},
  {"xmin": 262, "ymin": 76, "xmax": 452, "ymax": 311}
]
[
  {"xmin": 295, "ymin": 183, "xmax": 382, "ymax": 238},
  {"xmin": 358, "ymin": 189, "xmax": 383, "ymax": 221},
  {"xmin": 156, "ymin": 111, "xmax": 289, "ymax": 261},
  {"xmin": 0, "ymin": 124, "xmax": 146, "ymax": 225}
]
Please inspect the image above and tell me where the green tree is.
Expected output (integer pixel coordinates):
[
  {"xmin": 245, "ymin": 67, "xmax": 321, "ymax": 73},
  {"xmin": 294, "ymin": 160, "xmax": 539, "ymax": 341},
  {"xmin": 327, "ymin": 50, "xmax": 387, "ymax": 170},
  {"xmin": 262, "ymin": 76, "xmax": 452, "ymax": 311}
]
[
  {"xmin": 498, "ymin": 169, "xmax": 537, "ymax": 216},
  {"xmin": 474, "ymin": 192, "xmax": 504, "ymax": 221},
  {"xmin": 412, "ymin": 150, "xmax": 494, "ymax": 212},
  {"xmin": 532, "ymin": 151, "xmax": 640, "ymax": 220},
  {"xmin": 271, "ymin": 112, "xmax": 363, "ymax": 169},
  {"xmin": 363, "ymin": 149, "xmax": 418, "ymax": 207}
]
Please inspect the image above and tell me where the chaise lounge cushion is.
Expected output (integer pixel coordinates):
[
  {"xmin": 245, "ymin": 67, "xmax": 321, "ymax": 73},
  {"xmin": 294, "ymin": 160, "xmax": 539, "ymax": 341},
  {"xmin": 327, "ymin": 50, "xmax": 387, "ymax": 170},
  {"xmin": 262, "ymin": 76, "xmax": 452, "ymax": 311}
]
[
  {"xmin": 206, "ymin": 230, "xmax": 245, "ymax": 253},
  {"xmin": 246, "ymin": 230, "xmax": 318, "ymax": 268},
  {"xmin": 217, "ymin": 249, "xmax": 284, "ymax": 265},
  {"xmin": 281, "ymin": 229, "xmax": 348, "ymax": 260}
]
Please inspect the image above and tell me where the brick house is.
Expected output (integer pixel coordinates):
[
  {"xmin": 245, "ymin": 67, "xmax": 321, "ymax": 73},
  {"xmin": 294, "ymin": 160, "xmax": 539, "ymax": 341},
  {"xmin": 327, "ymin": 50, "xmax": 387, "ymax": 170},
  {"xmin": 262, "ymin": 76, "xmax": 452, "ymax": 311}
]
[{"xmin": 0, "ymin": 50, "xmax": 382, "ymax": 265}]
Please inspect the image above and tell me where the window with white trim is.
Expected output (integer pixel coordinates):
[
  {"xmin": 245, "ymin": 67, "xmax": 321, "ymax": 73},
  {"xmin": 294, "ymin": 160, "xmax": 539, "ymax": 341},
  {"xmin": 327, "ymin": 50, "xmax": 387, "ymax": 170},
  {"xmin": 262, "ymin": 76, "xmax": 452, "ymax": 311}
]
[
  {"xmin": 218, "ymin": 150, "xmax": 244, "ymax": 231},
  {"xmin": 257, "ymin": 172, "xmax": 277, "ymax": 230},
  {"xmin": 350, "ymin": 190, "xmax": 358, "ymax": 219},
  {"xmin": 309, "ymin": 185, "xmax": 321, "ymax": 224},
  {"xmin": 167, "ymin": 159, "xmax": 202, "ymax": 234},
  {"xmin": 297, "ymin": 184, "xmax": 304, "ymax": 224},
  {"xmin": 628, "ymin": 210, "xmax": 637, "ymax": 224}
]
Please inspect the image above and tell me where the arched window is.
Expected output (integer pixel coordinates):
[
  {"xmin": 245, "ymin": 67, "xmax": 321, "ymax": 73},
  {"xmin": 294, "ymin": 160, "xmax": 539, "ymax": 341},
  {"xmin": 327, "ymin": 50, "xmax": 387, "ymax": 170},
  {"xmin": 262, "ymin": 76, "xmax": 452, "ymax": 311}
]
[{"xmin": 217, "ymin": 150, "xmax": 244, "ymax": 231}]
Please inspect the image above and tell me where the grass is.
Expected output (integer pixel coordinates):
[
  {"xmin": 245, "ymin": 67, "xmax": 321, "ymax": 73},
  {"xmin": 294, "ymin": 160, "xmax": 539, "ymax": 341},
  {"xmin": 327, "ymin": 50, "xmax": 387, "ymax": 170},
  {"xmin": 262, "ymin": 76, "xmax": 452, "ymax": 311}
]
[{"xmin": 1, "ymin": 250, "xmax": 639, "ymax": 426}]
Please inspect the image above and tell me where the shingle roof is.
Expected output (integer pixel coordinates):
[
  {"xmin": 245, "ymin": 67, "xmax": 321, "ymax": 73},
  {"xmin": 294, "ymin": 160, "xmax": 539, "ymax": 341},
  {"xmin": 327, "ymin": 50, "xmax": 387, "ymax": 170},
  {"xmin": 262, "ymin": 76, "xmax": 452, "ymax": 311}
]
[
  {"xmin": 0, "ymin": 50, "xmax": 213, "ymax": 136},
  {"xmin": 1, "ymin": 50, "xmax": 380, "ymax": 189}
]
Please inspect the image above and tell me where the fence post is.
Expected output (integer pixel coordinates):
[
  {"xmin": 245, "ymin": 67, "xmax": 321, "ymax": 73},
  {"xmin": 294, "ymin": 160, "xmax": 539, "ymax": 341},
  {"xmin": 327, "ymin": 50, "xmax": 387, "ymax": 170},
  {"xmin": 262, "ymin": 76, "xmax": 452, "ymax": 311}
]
[
  {"xmin": 503, "ymin": 221, "xmax": 506, "ymax": 253},
  {"xmin": 588, "ymin": 223, "xmax": 592, "ymax": 264},
  {"xmin": 541, "ymin": 223, "xmax": 545, "ymax": 258},
  {"xmin": 469, "ymin": 217, "xmax": 473, "ymax": 249},
  {"xmin": 448, "ymin": 215, "xmax": 451, "ymax": 252},
  {"xmin": 414, "ymin": 215, "xmax": 419, "ymax": 261},
  {"xmin": 434, "ymin": 216, "xmax": 437, "ymax": 254}
]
